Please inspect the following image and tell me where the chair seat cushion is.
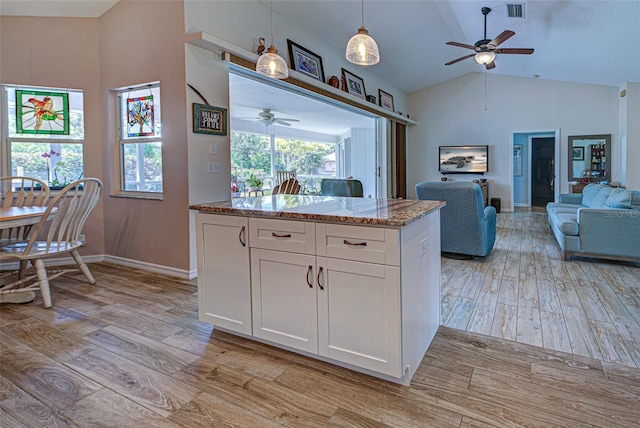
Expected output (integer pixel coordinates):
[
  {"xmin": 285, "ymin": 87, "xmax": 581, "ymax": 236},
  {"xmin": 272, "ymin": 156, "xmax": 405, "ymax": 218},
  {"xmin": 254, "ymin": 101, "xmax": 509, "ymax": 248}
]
[{"xmin": 551, "ymin": 212, "xmax": 579, "ymax": 236}]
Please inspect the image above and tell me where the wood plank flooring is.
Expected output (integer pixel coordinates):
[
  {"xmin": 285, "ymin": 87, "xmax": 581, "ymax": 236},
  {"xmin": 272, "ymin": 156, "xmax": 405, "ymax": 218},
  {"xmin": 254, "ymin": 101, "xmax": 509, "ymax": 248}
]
[
  {"xmin": 1, "ymin": 211, "xmax": 639, "ymax": 427},
  {"xmin": 441, "ymin": 211, "xmax": 640, "ymax": 369}
]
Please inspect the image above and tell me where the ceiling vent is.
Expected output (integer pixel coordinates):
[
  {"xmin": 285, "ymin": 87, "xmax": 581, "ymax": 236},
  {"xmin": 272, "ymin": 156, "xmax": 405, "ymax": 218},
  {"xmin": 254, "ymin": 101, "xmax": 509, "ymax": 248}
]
[{"xmin": 506, "ymin": 3, "xmax": 525, "ymax": 18}]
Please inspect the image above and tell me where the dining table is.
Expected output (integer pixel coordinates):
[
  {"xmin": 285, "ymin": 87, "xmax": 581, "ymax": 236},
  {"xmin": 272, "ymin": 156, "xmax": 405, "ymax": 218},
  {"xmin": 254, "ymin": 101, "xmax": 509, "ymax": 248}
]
[{"xmin": 0, "ymin": 205, "xmax": 53, "ymax": 304}]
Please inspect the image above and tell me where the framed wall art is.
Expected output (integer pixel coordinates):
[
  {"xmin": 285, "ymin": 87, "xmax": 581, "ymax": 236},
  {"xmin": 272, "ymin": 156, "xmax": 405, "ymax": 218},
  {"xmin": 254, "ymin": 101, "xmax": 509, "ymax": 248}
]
[
  {"xmin": 193, "ymin": 103, "xmax": 227, "ymax": 135},
  {"xmin": 341, "ymin": 68, "xmax": 366, "ymax": 100},
  {"xmin": 378, "ymin": 89, "xmax": 395, "ymax": 112},
  {"xmin": 287, "ymin": 40, "xmax": 325, "ymax": 82},
  {"xmin": 572, "ymin": 146, "xmax": 584, "ymax": 161},
  {"xmin": 16, "ymin": 89, "xmax": 70, "ymax": 135}
]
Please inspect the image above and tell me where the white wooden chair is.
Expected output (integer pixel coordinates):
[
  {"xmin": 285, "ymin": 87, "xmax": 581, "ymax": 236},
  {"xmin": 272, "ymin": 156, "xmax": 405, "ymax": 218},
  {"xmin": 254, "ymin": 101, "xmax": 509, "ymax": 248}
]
[
  {"xmin": 0, "ymin": 176, "xmax": 50, "ymax": 243},
  {"xmin": 0, "ymin": 178, "xmax": 102, "ymax": 308},
  {"xmin": 276, "ymin": 170, "xmax": 296, "ymax": 186},
  {"xmin": 272, "ymin": 178, "xmax": 301, "ymax": 195}
]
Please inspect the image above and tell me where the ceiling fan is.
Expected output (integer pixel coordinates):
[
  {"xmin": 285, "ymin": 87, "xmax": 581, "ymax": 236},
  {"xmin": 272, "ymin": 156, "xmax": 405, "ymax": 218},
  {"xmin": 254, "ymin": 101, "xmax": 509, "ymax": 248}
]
[
  {"xmin": 252, "ymin": 108, "xmax": 300, "ymax": 127},
  {"xmin": 445, "ymin": 6, "xmax": 534, "ymax": 70}
]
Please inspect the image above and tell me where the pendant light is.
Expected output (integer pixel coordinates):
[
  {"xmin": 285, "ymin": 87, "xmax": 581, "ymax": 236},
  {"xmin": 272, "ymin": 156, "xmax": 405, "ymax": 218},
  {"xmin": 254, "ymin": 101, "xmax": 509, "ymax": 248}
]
[
  {"xmin": 256, "ymin": 0, "xmax": 289, "ymax": 79},
  {"xmin": 345, "ymin": 0, "xmax": 379, "ymax": 66}
]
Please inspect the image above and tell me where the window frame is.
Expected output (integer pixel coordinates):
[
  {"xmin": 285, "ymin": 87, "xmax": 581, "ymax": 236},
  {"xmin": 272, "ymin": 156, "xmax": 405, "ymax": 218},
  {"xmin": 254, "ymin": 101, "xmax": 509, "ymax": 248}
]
[
  {"xmin": 114, "ymin": 82, "xmax": 163, "ymax": 199},
  {"xmin": 1, "ymin": 84, "xmax": 85, "ymax": 190}
]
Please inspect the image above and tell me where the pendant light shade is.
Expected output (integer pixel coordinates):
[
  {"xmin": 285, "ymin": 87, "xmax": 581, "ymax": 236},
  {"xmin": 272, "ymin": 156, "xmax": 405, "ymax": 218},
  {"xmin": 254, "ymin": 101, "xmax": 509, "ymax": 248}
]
[
  {"xmin": 346, "ymin": 0, "xmax": 379, "ymax": 66},
  {"xmin": 475, "ymin": 51, "xmax": 495, "ymax": 65},
  {"xmin": 256, "ymin": 0, "xmax": 289, "ymax": 79},
  {"xmin": 256, "ymin": 46, "xmax": 289, "ymax": 79}
]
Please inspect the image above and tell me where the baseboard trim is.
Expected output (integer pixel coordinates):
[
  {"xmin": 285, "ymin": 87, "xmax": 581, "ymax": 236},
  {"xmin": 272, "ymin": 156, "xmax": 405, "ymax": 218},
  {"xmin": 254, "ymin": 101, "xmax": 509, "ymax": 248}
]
[
  {"xmin": 103, "ymin": 255, "xmax": 194, "ymax": 280},
  {"xmin": 0, "ymin": 254, "xmax": 194, "ymax": 280}
]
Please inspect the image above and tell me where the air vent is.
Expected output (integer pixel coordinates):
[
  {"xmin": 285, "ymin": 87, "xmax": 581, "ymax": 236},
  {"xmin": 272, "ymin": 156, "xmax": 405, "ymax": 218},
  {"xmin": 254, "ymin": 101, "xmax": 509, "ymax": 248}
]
[{"xmin": 506, "ymin": 3, "xmax": 525, "ymax": 18}]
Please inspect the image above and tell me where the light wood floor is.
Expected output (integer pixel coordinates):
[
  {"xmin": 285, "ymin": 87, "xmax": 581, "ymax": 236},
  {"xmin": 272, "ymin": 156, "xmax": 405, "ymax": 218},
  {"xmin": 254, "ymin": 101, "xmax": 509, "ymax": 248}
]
[
  {"xmin": 0, "ymin": 212, "xmax": 638, "ymax": 427},
  {"xmin": 442, "ymin": 211, "xmax": 640, "ymax": 369}
]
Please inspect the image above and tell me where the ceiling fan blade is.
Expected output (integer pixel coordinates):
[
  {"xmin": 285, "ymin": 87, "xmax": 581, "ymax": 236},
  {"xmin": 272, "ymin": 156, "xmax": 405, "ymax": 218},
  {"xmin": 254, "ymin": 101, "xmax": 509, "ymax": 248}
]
[
  {"xmin": 274, "ymin": 119, "xmax": 292, "ymax": 126},
  {"xmin": 277, "ymin": 118, "xmax": 300, "ymax": 122},
  {"xmin": 445, "ymin": 53, "xmax": 475, "ymax": 66},
  {"xmin": 485, "ymin": 61, "xmax": 496, "ymax": 70},
  {"xmin": 495, "ymin": 48, "xmax": 534, "ymax": 55},
  {"xmin": 446, "ymin": 41, "xmax": 477, "ymax": 50},
  {"xmin": 489, "ymin": 30, "xmax": 515, "ymax": 47}
]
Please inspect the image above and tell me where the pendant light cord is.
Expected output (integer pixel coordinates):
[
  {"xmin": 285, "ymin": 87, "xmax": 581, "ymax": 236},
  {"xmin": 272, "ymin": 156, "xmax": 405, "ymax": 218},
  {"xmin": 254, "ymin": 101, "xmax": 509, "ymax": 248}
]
[
  {"xmin": 361, "ymin": 0, "xmax": 365, "ymax": 26},
  {"xmin": 270, "ymin": 0, "xmax": 274, "ymax": 46}
]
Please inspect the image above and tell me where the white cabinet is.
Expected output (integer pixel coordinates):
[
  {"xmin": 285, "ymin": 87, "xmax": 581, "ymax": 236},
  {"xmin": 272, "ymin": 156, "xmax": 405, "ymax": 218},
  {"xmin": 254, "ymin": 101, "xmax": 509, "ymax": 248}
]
[
  {"xmin": 196, "ymin": 210, "xmax": 440, "ymax": 384},
  {"xmin": 251, "ymin": 248, "xmax": 318, "ymax": 353},
  {"xmin": 196, "ymin": 214, "xmax": 251, "ymax": 335},
  {"xmin": 249, "ymin": 218, "xmax": 402, "ymax": 376},
  {"xmin": 317, "ymin": 257, "xmax": 401, "ymax": 377}
]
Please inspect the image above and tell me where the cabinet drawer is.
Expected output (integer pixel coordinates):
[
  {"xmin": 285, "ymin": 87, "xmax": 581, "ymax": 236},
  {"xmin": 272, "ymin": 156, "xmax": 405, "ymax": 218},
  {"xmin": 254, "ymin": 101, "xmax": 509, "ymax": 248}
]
[
  {"xmin": 249, "ymin": 218, "xmax": 316, "ymax": 254},
  {"xmin": 316, "ymin": 223, "xmax": 399, "ymax": 266}
]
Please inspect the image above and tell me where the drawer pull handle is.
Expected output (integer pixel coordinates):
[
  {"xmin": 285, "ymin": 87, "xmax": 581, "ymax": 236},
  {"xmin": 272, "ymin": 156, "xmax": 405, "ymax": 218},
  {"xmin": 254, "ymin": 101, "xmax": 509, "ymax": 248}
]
[
  {"xmin": 306, "ymin": 265, "xmax": 313, "ymax": 288},
  {"xmin": 317, "ymin": 266, "xmax": 324, "ymax": 290},
  {"xmin": 239, "ymin": 226, "xmax": 246, "ymax": 247},
  {"xmin": 272, "ymin": 232, "xmax": 292, "ymax": 238},
  {"xmin": 344, "ymin": 239, "xmax": 367, "ymax": 247}
]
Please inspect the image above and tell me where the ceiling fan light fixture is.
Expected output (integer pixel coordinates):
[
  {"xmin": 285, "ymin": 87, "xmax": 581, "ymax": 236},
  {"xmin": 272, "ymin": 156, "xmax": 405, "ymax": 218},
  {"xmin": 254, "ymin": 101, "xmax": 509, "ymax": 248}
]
[
  {"xmin": 346, "ymin": 0, "xmax": 379, "ymax": 66},
  {"xmin": 256, "ymin": 0, "xmax": 289, "ymax": 79},
  {"xmin": 475, "ymin": 51, "xmax": 495, "ymax": 65}
]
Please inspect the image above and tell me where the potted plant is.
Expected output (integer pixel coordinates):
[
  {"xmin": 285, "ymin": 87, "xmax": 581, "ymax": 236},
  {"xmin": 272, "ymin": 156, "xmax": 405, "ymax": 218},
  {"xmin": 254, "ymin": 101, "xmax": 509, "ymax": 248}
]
[{"xmin": 246, "ymin": 173, "xmax": 263, "ymax": 191}]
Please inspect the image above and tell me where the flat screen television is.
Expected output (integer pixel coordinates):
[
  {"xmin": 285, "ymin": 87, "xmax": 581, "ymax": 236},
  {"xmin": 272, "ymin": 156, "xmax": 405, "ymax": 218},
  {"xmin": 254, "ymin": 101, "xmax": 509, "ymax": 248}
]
[{"xmin": 439, "ymin": 145, "xmax": 489, "ymax": 174}]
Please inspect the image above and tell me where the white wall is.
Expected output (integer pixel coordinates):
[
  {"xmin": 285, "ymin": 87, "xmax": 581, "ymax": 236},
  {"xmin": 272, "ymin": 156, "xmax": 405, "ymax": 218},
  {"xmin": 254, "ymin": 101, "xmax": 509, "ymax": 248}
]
[
  {"xmin": 407, "ymin": 72, "xmax": 620, "ymax": 209},
  {"xmin": 620, "ymin": 82, "xmax": 640, "ymax": 190}
]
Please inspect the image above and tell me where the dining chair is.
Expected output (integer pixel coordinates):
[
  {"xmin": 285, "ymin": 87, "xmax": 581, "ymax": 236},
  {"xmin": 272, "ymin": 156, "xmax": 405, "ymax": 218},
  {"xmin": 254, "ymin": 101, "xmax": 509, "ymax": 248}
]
[
  {"xmin": 0, "ymin": 176, "xmax": 50, "ymax": 243},
  {"xmin": 0, "ymin": 178, "xmax": 102, "ymax": 308},
  {"xmin": 272, "ymin": 177, "xmax": 301, "ymax": 195},
  {"xmin": 276, "ymin": 170, "xmax": 296, "ymax": 186}
]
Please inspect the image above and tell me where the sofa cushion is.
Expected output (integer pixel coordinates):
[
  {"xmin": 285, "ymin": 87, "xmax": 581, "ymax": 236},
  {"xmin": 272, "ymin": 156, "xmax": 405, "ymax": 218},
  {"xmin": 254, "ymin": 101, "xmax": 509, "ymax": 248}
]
[
  {"xmin": 588, "ymin": 186, "xmax": 613, "ymax": 208},
  {"xmin": 581, "ymin": 184, "xmax": 602, "ymax": 207},
  {"xmin": 551, "ymin": 212, "xmax": 579, "ymax": 236},
  {"xmin": 631, "ymin": 190, "xmax": 640, "ymax": 211},
  {"xmin": 605, "ymin": 188, "xmax": 633, "ymax": 209}
]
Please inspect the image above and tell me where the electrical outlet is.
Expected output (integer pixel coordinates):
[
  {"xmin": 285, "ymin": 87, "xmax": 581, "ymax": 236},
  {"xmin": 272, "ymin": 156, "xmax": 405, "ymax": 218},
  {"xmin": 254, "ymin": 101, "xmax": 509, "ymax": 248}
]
[
  {"xmin": 207, "ymin": 162, "xmax": 220, "ymax": 173},
  {"xmin": 79, "ymin": 234, "xmax": 86, "ymax": 247},
  {"xmin": 420, "ymin": 237, "xmax": 429, "ymax": 256},
  {"xmin": 209, "ymin": 143, "xmax": 217, "ymax": 155}
]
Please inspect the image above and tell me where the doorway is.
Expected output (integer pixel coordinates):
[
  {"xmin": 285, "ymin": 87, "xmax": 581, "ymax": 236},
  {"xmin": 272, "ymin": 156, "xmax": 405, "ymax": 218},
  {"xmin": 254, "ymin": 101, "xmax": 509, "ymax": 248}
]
[{"xmin": 531, "ymin": 137, "xmax": 555, "ymax": 207}]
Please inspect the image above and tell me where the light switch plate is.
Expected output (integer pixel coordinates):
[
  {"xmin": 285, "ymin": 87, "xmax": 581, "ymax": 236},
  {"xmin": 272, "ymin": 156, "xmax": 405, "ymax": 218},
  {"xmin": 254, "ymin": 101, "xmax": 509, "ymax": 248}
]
[
  {"xmin": 207, "ymin": 162, "xmax": 220, "ymax": 173},
  {"xmin": 209, "ymin": 143, "xmax": 217, "ymax": 155}
]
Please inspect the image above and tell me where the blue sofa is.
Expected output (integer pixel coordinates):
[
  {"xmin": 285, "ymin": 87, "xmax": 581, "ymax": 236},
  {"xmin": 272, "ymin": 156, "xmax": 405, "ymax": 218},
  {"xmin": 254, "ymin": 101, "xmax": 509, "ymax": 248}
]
[{"xmin": 546, "ymin": 183, "xmax": 640, "ymax": 261}]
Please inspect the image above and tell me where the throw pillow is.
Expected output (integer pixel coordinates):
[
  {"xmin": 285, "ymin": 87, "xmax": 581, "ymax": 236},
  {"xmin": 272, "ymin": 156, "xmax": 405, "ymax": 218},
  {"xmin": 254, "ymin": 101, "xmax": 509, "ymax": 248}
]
[
  {"xmin": 605, "ymin": 189, "xmax": 632, "ymax": 209},
  {"xmin": 586, "ymin": 185, "xmax": 613, "ymax": 208},
  {"xmin": 581, "ymin": 184, "xmax": 602, "ymax": 207}
]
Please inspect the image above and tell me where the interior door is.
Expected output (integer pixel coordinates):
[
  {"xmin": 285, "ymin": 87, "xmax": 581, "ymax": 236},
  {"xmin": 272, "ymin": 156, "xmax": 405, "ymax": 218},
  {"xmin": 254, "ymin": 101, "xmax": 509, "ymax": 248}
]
[{"xmin": 531, "ymin": 137, "xmax": 555, "ymax": 207}]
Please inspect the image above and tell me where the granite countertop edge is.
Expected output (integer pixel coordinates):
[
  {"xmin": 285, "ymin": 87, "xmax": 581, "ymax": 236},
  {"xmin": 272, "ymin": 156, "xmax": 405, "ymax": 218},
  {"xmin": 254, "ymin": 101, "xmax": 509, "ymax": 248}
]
[{"xmin": 190, "ymin": 197, "xmax": 445, "ymax": 227}]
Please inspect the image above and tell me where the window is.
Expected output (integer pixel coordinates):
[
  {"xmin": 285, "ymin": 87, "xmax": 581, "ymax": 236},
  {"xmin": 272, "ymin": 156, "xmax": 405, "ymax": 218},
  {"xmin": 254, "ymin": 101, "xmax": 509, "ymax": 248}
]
[
  {"xmin": 230, "ymin": 131, "xmax": 335, "ymax": 196},
  {"xmin": 2, "ymin": 85, "xmax": 84, "ymax": 188},
  {"xmin": 116, "ymin": 84, "xmax": 162, "ymax": 193}
]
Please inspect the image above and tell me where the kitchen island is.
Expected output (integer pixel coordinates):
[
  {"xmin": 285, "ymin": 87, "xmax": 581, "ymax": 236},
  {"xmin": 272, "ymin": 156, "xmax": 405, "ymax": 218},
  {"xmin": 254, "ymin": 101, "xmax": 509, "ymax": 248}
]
[{"xmin": 190, "ymin": 195, "xmax": 444, "ymax": 385}]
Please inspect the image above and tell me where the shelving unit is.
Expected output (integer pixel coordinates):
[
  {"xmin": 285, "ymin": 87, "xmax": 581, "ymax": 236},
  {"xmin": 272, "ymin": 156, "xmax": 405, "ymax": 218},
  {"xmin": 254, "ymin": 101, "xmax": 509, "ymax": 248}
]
[{"xmin": 590, "ymin": 145, "xmax": 606, "ymax": 178}]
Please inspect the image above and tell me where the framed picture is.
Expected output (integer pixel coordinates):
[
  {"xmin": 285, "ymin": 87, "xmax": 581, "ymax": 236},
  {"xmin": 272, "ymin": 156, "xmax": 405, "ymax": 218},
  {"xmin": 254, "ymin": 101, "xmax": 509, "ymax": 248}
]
[
  {"xmin": 341, "ymin": 68, "xmax": 366, "ymax": 100},
  {"xmin": 193, "ymin": 103, "xmax": 227, "ymax": 135},
  {"xmin": 378, "ymin": 89, "xmax": 395, "ymax": 112},
  {"xmin": 16, "ymin": 89, "xmax": 70, "ymax": 135},
  {"xmin": 513, "ymin": 144, "xmax": 522, "ymax": 176},
  {"xmin": 572, "ymin": 146, "xmax": 584, "ymax": 160},
  {"xmin": 287, "ymin": 40, "xmax": 325, "ymax": 82}
]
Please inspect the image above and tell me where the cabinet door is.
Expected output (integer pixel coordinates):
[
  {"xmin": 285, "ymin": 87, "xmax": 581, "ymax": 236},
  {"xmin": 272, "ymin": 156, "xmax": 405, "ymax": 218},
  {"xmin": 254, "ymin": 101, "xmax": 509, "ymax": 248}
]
[
  {"xmin": 317, "ymin": 257, "xmax": 401, "ymax": 377},
  {"xmin": 251, "ymin": 248, "xmax": 318, "ymax": 354},
  {"xmin": 196, "ymin": 214, "xmax": 251, "ymax": 335}
]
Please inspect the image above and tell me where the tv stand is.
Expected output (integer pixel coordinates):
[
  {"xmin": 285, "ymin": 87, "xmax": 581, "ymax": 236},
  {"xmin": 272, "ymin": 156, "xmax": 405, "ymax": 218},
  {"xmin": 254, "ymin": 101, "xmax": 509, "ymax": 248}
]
[{"xmin": 473, "ymin": 180, "xmax": 489, "ymax": 207}]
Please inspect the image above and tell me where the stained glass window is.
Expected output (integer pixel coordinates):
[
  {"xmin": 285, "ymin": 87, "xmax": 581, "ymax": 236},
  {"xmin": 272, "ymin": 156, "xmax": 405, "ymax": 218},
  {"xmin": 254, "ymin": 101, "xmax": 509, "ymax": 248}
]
[
  {"xmin": 127, "ymin": 95, "xmax": 154, "ymax": 137},
  {"xmin": 15, "ymin": 90, "xmax": 70, "ymax": 135}
]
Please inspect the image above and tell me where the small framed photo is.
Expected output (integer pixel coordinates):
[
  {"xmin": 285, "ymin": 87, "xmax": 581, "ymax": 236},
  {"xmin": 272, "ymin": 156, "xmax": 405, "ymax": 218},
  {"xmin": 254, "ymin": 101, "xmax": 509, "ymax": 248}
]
[
  {"xmin": 287, "ymin": 40, "xmax": 325, "ymax": 82},
  {"xmin": 378, "ymin": 89, "xmax": 395, "ymax": 112},
  {"xmin": 341, "ymin": 68, "xmax": 366, "ymax": 100},
  {"xmin": 193, "ymin": 103, "xmax": 227, "ymax": 135},
  {"xmin": 572, "ymin": 146, "xmax": 584, "ymax": 160}
]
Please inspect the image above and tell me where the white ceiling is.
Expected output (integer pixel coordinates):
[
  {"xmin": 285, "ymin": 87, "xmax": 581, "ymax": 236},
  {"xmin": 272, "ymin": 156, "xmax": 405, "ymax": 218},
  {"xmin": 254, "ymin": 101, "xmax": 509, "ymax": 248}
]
[{"xmin": 4, "ymin": 0, "xmax": 638, "ymax": 138}]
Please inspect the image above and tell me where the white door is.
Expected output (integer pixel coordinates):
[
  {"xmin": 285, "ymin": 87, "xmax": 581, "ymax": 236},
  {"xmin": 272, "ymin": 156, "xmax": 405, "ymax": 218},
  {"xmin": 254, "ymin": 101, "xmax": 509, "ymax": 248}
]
[
  {"xmin": 196, "ymin": 214, "xmax": 251, "ymax": 335},
  {"xmin": 251, "ymin": 248, "xmax": 318, "ymax": 353},
  {"xmin": 316, "ymin": 257, "xmax": 401, "ymax": 376}
]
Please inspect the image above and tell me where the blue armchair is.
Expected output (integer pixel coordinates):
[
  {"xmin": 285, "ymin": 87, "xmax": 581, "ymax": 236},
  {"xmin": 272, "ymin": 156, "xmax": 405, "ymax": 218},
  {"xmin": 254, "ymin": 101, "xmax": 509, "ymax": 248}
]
[{"xmin": 415, "ymin": 181, "xmax": 496, "ymax": 257}]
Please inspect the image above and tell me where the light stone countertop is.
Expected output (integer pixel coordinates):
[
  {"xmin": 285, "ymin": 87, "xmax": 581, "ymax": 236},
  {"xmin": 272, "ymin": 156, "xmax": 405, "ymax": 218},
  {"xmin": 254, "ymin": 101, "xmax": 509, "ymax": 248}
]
[{"xmin": 190, "ymin": 195, "xmax": 445, "ymax": 227}]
